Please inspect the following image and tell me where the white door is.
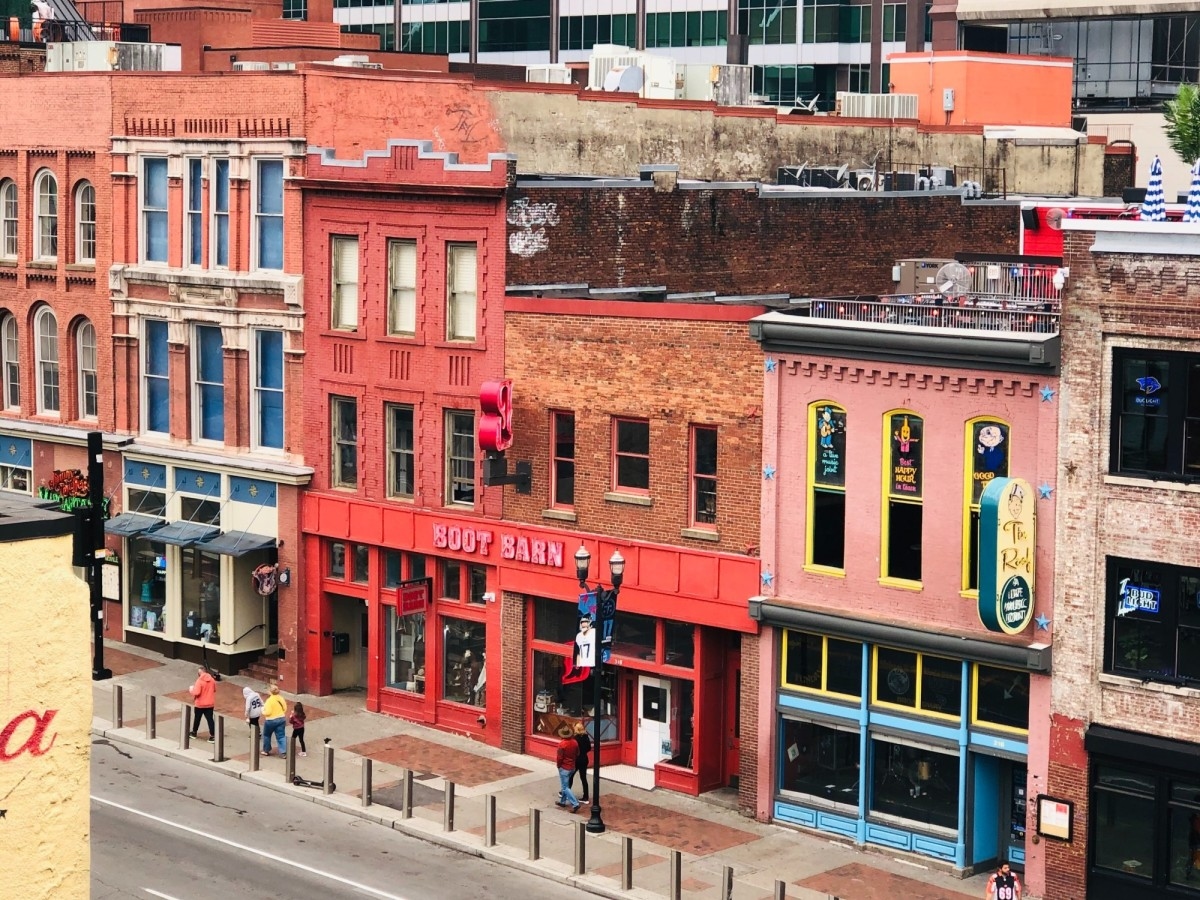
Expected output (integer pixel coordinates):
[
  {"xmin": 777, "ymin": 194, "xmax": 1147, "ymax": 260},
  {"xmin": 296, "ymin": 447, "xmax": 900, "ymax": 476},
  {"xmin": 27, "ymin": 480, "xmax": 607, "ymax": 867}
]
[{"xmin": 636, "ymin": 676, "xmax": 672, "ymax": 769}]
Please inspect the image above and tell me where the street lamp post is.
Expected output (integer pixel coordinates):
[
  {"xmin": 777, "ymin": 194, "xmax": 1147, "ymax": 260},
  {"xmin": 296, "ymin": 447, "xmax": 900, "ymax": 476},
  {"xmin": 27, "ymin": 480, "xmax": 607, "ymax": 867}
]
[{"xmin": 574, "ymin": 545, "xmax": 624, "ymax": 835}]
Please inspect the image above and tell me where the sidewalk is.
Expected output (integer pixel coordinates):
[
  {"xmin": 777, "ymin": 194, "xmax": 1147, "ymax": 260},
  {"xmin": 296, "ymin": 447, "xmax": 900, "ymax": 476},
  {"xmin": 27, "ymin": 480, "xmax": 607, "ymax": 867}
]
[{"xmin": 92, "ymin": 643, "xmax": 989, "ymax": 900}]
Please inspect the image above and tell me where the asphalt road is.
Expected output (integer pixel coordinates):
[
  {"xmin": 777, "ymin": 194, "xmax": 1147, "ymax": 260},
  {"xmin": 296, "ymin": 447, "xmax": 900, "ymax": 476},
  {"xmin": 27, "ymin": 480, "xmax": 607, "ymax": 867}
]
[{"xmin": 91, "ymin": 738, "xmax": 587, "ymax": 900}]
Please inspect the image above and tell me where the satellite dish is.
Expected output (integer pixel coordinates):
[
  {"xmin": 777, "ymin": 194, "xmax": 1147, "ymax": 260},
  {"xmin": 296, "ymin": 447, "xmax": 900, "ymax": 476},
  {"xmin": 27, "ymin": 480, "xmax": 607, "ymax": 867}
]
[
  {"xmin": 603, "ymin": 65, "xmax": 643, "ymax": 94},
  {"xmin": 935, "ymin": 262, "xmax": 972, "ymax": 295},
  {"xmin": 1045, "ymin": 208, "xmax": 1066, "ymax": 230}
]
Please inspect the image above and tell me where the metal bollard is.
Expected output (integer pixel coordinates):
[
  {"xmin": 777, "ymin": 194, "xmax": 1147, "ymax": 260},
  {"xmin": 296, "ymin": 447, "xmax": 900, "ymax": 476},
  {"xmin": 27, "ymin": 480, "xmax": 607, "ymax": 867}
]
[
  {"xmin": 213, "ymin": 715, "xmax": 226, "ymax": 763},
  {"xmin": 285, "ymin": 743, "xmax": 296, "ymax": 784},
  {"xmin": 773, "ymin": 879, "xmax": 786, "ymax": 900},
  {"xmin": 249, "ymin": 723, "xmax": 261, "ymax": 772},
  {"xmin": 322, "ymin": 741, "xmax": 335, "ymax": 795},
  {"xmin": 112, "ymin": 685, "xmax": 124, "ymax": 728},
  {"xmin": 573, "ymin": 820, "xmax": 586, "ymax": 875},
  {"xmin": 668, "ymin": 850, "xmax": 682, "ymax": 900},
  {"xmin": 484, "ymin": 794, "xmax": 496, "ymax": 847},
  {"xmin": 144, "ymin": 695, "xmax": 156, "ymax": 740},
  {"xmin": 361, "ymin": 758, "xmax": 373, "ymax": 807},
  {"xmin": 528, "ymin": 807, "xmax": 541, "ymax": 860},
  {"xmin": 721, "ymin": 865, "xmax": 733, "ymax": 900},
  {"xmin": 620, "ymin": 836, "xmax": 633, "ymax": 890},
  {"xmin": 180, "ymin": 704, "xmax": 193, "ymax": 749},
  {"xmin": 400, "ymin": 768, "xmax": 413, "ymax": 819},
  {"xmin": 443, "ymin": 781, "xmax": 455, "ymax": 831}
]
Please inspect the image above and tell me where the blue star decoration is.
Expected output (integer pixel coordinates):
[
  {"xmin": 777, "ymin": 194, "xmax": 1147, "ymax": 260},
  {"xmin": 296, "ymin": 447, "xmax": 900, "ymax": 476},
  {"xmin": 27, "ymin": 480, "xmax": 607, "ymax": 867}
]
[
  {"xmin": 1040, "ymin": 385, "xmax": 1056, "ymax": 402},
  {"xmin": 761, "ymin": 569, "xmax": 775, "ymax": 588},
  {"xmin": 1038, "ymin": 483, "xmax": 1054, "ymax": 499},
  {"xmin": 763, "ymin": 465, "xmax": 776, "ymax": 480},
  {"xmin": 765, "ymin": 357, "xmax": 777, "ymax": 373},
  {"xmin": 1035, "ymin": 613, "xmax": 1051, "ymax": 631}
]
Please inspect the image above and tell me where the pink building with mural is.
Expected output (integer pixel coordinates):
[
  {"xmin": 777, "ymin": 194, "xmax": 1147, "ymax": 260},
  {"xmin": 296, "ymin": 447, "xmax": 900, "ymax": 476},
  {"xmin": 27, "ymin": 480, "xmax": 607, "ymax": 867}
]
[{"xmin": 747, "ymin": 281, "xmax": 1061, "ymax": 891}]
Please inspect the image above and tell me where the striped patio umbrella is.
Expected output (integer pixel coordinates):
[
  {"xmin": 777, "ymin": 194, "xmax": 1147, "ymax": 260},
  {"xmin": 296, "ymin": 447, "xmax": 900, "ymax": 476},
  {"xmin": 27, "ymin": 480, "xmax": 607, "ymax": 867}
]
[
  {"xmin": 1140, "ymin": 155, "xmax": 1167, "ymax": 221},
  {"xmin": 1185, "ymin": 160, "xmax": 1200, "ymax": 223}
]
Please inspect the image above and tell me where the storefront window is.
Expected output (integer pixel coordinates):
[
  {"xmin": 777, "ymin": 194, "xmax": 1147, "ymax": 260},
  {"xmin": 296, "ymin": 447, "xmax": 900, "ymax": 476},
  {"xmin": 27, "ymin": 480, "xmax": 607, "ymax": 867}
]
[
  {"xmin": 921, "ymin": 656, "xmax": 962, "ymax": 718},
  {"xmin": 1105, "ymin": 558, "xmax": 1200, "ymax": 686},
  {"xmin": 785, "ymin": 631, "xmax": 822, "ymax": 689},
  {"xmin": 385, "ymin": 605, "xmax": 426, "ymax": 693},
  {"xmin": 612, "ymin": 611, "xmax": 656, "ymax": 662},
  {"xmin": 533, "ymin": 596, "xmax": 580, "ymax": 643},
  {"xmin": 875, "ymin": 647, "xmax": 917, "ymax": 708},
  {"xmin": 181, "ymin": 547, "xmax": 220, "ymax": 643},
  {"xmin": 181, "ymin": 496, "xmax": 220, "ymax": 525},
  {"xmin": 329, "ymin": 542, "xmax": 345, "ymax": 578},
  {"xmin": 783, "ymin": 631, "xmax": 863, "ymax": 698},
  {"xmin": 468, "ymin": 564, "xmax": 487, "ymax": 603},
  {"xmin": 353, "ymin": 544, "xmax": 369, "ymax": 583},
  {"xmin": 384, "ymin": 550, "xmax": 401, "ymax": 588},
  {"xmin": 531, "ymin": 649, "xmax": 618, "ymax": 741},
  {"xmin": 442, "ymin": 559, "xmax": 461, "ymax": 600},
  {"xmin": 873, "ymin": 648, "xmax": 961, "ymax": 719},
  {"xmin": 442, "ymin": 615, "xmax": 486, "ymax": 706},
  {"xmin": 870, "ymin": 739, "xmax": 959, "ymax": 831},
  {"xmin": 1168, "ymin": 782, "xmax": 1200, "ymax": 887},
  {"xmin": 664, "ymin": 622, "xmax": 694, "ymax": 668},
  {"xmin": 129, "ymin": 538, "xmax": 167, "ymax": 631},
  {"xmin": 127, "ymin": 487, "xmax": 166, "ymax": 517},
  {"xmin": 827, "ymin": 638, "xmax": 863, "ymax": 697},
  {"xmin": 411, "ymin": 554, "xmax": 426, "ymax": 580},
  {"xmin": 1093, "ymin": 766, "xmax": 1155, "ymax": 878},
  {"xmin": 973, "ymin": 665, "xmax": 1029, "ymax": 732},
  {"xmin": 779, "ymin": 718, "xmax": 860, "ymax": 805}
]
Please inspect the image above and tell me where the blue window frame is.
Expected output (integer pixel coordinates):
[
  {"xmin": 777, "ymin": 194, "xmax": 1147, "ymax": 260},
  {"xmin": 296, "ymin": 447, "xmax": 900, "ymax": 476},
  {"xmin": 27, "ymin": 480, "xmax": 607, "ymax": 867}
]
[
  {"xmin": 254, "ymin": 330, "xmax": 284, "ymax": 450},
  {"xmin": 186, "ymin": 158, "xmax": 203, "ymax": 267},
  {"xmin": 142, "ymin": 158, "xmax": 168, "ymax": 263},
  {"xmin": 255, "ymin": 159, "xmax": 283, "ymax": 270},
  {"xmin": 144, "ymin": 319, "xmax": 169, "ymax": 433},
  {"xmin": 213, "ymin": 159, "xmax": 229, "ymax": 268},
  {"xmin": 195, "ymin": 325, "xmax": 224, "ymax": 442}
]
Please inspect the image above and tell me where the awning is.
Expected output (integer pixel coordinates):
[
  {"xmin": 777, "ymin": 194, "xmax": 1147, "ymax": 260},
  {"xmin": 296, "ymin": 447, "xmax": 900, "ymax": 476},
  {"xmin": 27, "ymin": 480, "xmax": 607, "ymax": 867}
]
[
  {"xmin": 104, "ymin": 512, "xmax": 164, "ymax": 538},
  {"xmin": 203, "ymin": 530, "xmax": 276, "ymax": 557},
  {"xmin": 151, "ymin": 520, "xmax": 219, "ymax": 547}
]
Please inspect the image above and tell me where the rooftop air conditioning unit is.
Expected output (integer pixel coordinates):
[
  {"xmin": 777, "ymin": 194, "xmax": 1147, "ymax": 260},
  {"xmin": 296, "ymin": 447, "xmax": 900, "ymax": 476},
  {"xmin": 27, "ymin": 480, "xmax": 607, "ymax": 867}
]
[
  {"xmin": 332, "ymin": 54, "xmax": 371, "ymax": 66},
  {"xmin": 526, "ymin": 64, "xmax": 572, "ymax": 84},
  {"xmin": 837, "ymin": 91, "xmax": 918, "ymax": 119},
  {"xmin": 588, "ymin": 45, "xmax": 675, "ymax": 98},
  {"xmin": 271, "ymin": 62, "xmax": 296, "ymax": 70},
  {"xmin": 232, "ymin": 60, "xmax": 271, "ymax": 71}
]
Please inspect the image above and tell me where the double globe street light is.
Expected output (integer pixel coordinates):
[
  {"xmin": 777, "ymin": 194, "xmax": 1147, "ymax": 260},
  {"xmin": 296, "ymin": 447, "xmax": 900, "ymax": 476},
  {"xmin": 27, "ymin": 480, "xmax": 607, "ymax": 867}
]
[{"xmin": 574, "ymin": 545, "xmax": 625, "ymax": 834}]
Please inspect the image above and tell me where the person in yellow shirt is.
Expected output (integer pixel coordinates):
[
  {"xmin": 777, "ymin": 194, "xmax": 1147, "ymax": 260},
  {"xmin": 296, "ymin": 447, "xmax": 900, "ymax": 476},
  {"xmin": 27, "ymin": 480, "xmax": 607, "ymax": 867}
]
[{"xmin": 261, "ymin": 684, "xmax": 288, "ymax": 757}]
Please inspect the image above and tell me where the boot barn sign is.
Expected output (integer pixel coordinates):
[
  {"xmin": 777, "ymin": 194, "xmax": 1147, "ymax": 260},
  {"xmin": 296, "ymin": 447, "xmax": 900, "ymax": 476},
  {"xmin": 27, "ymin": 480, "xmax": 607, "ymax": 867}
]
[
  {"xmin": 431, "ymin": 521, "xmax": 565, "ymax": 568},
  {"xmin": 977, "ymin": 477, "xmax": 1036, "ymax": 634}
]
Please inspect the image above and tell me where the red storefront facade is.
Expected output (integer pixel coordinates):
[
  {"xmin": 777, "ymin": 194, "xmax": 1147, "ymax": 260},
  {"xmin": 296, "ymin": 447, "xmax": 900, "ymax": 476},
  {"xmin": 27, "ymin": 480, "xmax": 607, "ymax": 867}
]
[{"xmin": 303, "ymin": 494, "xmax": 758, "ymax": 794}]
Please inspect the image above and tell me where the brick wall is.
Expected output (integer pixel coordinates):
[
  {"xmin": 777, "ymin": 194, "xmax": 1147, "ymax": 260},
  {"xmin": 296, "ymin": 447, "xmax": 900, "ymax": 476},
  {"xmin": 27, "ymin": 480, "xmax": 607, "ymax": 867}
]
[
  {"xmin": 500, "ymin": 591, "xmax": 527, "ymax": 753},
  {"xmin": 1044, "ymin": 714, "xmax": 1088, "ymax": 900},
  {"xmin": 506, "ymin": 186, "xmax": 1020, "ymax": 297},
  {"xmin": 737, "ymin": 631, "xmax": 759, "ymax": 816},
  {"xmin": 0, "ymin": 47, "xmax": 46, "ymax": 74}
]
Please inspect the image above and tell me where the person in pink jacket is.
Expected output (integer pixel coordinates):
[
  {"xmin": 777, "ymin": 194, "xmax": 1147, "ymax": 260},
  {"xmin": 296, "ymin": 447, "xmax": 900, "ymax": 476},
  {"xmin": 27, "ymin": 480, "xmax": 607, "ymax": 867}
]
[{"xmin": 188, "ymin": 667, "xmax": 217, "ymax": 743}]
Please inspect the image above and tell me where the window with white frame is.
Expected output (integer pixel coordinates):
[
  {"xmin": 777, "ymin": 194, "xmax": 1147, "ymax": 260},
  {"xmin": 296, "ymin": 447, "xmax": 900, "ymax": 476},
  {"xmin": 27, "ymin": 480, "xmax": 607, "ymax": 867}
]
[
  {"xmin": 74, "ymin": 181, "xmax": 95, "ymax": 264},
  {"xmin": 1, "ymin": 313, "xmax": 18, "ymax": 410},
  {"xmin": 193, "ymin": 324, "xmax": 224, "ymax": 442},
  {"xmin": 185, "ymin": 159, "xmax": 203, "ymax": 267},
  {"xmin": 212, "ymin": 158, "xmax": 229, "ymax": 268},
  {"xmin": 445, "ymin": 409, "xmax": 475, "ymax": 506},
  {"xmin": 0, "ymin": 462, "xmax": 30, "ymax": 494},
  {"xmin": 34, "ymin": 306, "xmax": 59, "ymax": 415},
  {"xmin": 0, "ymin": 180, "xmax": 15, "ymax": 259},
  {"xmin": 142, "ymin": 158, "xmax": 168, "ymax": 264},
  {"xmin": 254, "ymin": 329, "xmax": 284, "ymax": 451},
  {"xmin": 143, "ymin": 318, "xmax": 169, "ymax": 433},
  {"xmin": 330, "ymin": 236, "xmax": 359, "ymax": 331},
  {"xmin": 386, "ymin": 402, "xmax": 415, "ymax": 499},
  {"xmin": 387, "ymin": 238, "xmax": 417, "ymax": 336},
  {"xmin": 254, "ymin": 158, "xmax": 284, "ymax": 270},
  {"xmin": 77, "ymin": 320, "xmax": 97, "ymax": 420},
  {"xmin": 34, "ymin": 170, "xmax": 57, "ymax": 262},
  {"xmin": 331, "ymin": 395, "xmax": 358, "ymax": 488},
  {"xmin": 446, "ymin": 243, "xmax": 477, "ymax": 341}
]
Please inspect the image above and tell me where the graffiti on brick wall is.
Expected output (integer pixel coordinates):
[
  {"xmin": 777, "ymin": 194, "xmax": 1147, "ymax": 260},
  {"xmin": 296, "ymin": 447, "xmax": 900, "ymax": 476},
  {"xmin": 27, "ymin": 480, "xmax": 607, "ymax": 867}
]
[{"xmin": 507, "ymin": 198, "xmax": 560, "ymax": 259}]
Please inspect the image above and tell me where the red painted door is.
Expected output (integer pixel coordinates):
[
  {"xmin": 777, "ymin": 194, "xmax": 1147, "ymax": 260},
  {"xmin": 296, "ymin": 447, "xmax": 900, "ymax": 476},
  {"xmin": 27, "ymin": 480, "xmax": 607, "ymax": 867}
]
[{"xmin": 724, "ymin": 643, "xmax": 741, "ymax": 787}]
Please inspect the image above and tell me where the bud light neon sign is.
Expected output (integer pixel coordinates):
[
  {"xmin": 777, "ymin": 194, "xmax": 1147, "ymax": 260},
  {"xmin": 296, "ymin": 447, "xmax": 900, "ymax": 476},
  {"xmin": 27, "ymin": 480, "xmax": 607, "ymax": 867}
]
[{"xmin": 1116, "ymin": 578, "xmax": 1160, "ymax": 616}]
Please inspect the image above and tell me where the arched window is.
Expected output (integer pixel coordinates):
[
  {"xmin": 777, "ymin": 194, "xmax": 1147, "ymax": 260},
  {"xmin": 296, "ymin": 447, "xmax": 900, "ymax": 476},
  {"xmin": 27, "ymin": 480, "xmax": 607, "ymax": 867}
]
[
  {"xmin": 33, "ymin": 170, "xmax": 57, "ymax": 261},
  {"xmin": 881, "ymin": 409, "xmax": 924, "ymax": 584},
  {"xmin": 35, "ymin": 307, "xmax": 59, "ymax": 415},
  {"xmin": 807, "ymin": 401, "xmax": 847, "ymax": 571},
  {"xmin": 74, "ymin": 181, "xmax": 95, "ymax": 264},
  {"xmin": 77, "ymin": 320, "xmax": 97, "ymax": 420},
  {"xmin": 1, "ymin": 313, "xmax": 18, "ymax": 410},
  {"xmin": 0, "ymin": 180, "xmax": 16, "ymax": 259}
]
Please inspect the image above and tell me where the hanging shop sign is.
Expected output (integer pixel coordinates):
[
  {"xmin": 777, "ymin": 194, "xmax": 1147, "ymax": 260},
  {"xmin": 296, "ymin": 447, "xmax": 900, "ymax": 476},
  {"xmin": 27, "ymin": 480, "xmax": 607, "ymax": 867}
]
[
  {"xmin": 430, "ymin": 521, "xmax": 565, "ymax": 568},
  {"xmin": 398, "ymin": 577, "xmax": 431, "ymax": 616},
  {"xmin": 978, "ymin": 476, "xmax": 1036, "ymax": 634}
]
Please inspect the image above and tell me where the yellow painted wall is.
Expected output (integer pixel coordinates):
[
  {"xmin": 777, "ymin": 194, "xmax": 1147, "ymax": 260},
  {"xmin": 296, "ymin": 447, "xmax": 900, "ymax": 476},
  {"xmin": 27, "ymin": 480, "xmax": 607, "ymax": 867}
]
[{"xmin": 0, "ymin": 533, "xmax": 92, "ymax": 897}]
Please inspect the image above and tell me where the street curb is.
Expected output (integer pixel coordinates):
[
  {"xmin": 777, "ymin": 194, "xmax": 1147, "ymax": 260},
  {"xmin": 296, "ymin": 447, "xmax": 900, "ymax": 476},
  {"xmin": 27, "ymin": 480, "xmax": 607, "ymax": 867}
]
[{"xmin": 93, "ymin": 726, "xmax": 664, "ymax": 900}]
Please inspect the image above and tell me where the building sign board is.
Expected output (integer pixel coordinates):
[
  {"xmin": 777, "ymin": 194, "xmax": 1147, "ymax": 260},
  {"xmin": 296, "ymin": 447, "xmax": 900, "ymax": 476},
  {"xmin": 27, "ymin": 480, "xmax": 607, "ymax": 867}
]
[{"xmin": 978, "ymin": 477, "xmax": 1036, "ymax": 634}]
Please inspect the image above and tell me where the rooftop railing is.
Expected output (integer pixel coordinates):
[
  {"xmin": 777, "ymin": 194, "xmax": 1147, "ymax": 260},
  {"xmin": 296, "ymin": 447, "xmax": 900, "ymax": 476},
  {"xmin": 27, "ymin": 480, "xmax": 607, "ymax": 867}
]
[{"xmin": 808, "ymin": 294, "xmax": 1060, "ymax": 334}]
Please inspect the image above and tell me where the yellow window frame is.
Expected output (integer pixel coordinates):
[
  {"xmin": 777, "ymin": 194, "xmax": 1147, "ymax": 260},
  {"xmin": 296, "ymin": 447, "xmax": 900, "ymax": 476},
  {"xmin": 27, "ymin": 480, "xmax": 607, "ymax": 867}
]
[
  {"xmin": 781, "ymin": 629, "xmax": 862, "ymax": 700},
  {"xmin": 870, "ymin": 645, "xmax": 962, "ymax": 722},
  {"xmin": 970, "ymin": 663, "xmax": 1030, "ymax": 735},
  {"xmin": 806, "ymin": 400, "xmax": 847, "ymax": 576},
  {"xmin": 879, "ymin": 408, "xmax": 923, "ymax": 588},
  {"xmin": 961, "ymin": 416, "xmax": 1012, "ymax": 596}
]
